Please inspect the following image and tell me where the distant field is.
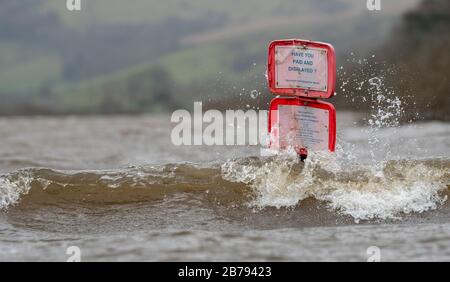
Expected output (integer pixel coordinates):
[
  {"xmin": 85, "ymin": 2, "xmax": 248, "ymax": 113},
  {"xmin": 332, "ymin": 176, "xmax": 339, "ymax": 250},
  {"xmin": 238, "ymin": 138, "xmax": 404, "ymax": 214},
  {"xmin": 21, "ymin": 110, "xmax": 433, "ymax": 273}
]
[
  {"xmin": 0, "ymin": 0, "xmax": 421, "ymax": 114},
  {"xmin": 0, "ymin": 42, "xmax": 62, "ymax": 93},
  {"xmin": 44, "ymin": 0, "xmax": 318, "ymax": 26}
]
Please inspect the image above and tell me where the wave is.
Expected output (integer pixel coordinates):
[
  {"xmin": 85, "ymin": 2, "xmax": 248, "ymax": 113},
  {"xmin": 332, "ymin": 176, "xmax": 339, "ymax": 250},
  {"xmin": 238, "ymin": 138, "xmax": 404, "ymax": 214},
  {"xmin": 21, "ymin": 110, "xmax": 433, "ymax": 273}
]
[
  {"xmin": 223, "ymin": 154, "xmax": 450, "ymax": 222},
  {"xmin": 0, "ymin": 155, "xmax": 449, "ymax": 222}
]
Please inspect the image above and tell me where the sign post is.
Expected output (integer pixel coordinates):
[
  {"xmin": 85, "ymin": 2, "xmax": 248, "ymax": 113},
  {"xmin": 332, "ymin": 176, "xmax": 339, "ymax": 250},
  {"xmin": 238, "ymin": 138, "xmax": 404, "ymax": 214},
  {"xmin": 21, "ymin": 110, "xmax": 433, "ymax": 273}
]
[{"xmin": 267, "ymin": 39, "xmax": 337, "ymax": 160}]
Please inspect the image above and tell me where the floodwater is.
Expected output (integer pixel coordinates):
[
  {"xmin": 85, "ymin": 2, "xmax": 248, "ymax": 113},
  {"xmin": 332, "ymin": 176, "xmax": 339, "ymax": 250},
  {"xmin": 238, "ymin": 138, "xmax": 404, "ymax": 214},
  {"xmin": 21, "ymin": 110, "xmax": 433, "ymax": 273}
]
[{"xmin": 0, "ymin": 111, "xmax": 449, "ymax": 261}]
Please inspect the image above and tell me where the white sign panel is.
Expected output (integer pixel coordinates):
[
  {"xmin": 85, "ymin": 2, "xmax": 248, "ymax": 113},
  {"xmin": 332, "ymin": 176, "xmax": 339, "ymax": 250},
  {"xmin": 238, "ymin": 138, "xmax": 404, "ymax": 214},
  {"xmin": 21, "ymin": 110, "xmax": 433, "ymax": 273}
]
[
  {"xmin": 275, "ymin": 46, "xmax": 328, "ymax": 92},
  {"xmin": 277, "ymin": 105, "xmax": 329, "ymax": 151}
]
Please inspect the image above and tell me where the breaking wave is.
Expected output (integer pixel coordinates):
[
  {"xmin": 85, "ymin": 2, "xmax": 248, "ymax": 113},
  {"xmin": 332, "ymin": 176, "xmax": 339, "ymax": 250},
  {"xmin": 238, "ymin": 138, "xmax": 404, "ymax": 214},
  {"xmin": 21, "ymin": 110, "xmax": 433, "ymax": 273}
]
[
  {"xmin": 223, "ymin": 153, "xmax": 449, "ymax": 222},
  {"xmin": 1, "ymin": 155, "xmax": 448, "ymax": 223},
  {"xmin": 0, "ymin": 73, "xmax": 448, "ymax": 223}
]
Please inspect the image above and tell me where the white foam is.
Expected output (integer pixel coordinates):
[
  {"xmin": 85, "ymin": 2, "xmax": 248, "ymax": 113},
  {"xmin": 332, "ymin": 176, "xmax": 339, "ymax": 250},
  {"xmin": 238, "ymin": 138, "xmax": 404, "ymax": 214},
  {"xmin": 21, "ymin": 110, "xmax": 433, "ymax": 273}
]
[
  {"xmin": 0, "ymin": 171, "xmax": 33, "ymax": 209},
  {"xmin": 222, "ymin": 155, "xmax": 448, "ymax": 222},
  {"xmin": 319, "ymin": 163, "xmax": 448, "ymax": 222}
]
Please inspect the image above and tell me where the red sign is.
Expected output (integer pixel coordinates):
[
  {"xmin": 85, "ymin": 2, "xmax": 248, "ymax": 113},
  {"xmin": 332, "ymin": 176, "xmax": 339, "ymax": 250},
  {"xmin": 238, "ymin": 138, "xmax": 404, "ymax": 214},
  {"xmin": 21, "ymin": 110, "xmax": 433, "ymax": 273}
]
[
  {"xmin": 268, "ymin": 97, "xmax": 336, "ymax": 153},
  {"xmin": 268, "ymin": 39, "xmax": 336, "ymax": 99}
]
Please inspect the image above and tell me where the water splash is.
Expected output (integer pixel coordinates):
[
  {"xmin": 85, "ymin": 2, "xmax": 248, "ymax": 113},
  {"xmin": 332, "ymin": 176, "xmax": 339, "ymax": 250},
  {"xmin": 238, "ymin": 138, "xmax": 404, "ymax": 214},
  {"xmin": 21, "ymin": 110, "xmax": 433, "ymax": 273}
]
[
  {"xmin": 250, "ymin": 90, "xmax": 261, "ymax": 99},
  {"xmin": 338, "ymin": 54, "xmax": 417, "ymax": 167},
  {"xmin": 365, "ymin": 75, "xmax": 404, "ymax": 172},
  {"xmin": 222, "ymin": 55, "xmax": 449, "ymax": 222},
  {"xmin": 0, "ymin": 170, "xmax": 33, "ymax": 209},
  {"xmin": 222, "ymin": 153, "xmax": 449, "ymax": 222}
]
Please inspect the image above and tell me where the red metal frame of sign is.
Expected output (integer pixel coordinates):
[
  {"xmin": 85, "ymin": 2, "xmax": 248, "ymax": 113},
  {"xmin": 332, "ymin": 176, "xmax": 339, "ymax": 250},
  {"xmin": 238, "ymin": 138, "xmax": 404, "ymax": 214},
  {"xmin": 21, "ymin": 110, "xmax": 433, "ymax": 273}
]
[
  {"xmin": 268, "ymin": 39, "xmax": 336, "ymax": 99},
  {"xmin": 268, "ymin": 97, "xmax": 336, "ymax": 152}
]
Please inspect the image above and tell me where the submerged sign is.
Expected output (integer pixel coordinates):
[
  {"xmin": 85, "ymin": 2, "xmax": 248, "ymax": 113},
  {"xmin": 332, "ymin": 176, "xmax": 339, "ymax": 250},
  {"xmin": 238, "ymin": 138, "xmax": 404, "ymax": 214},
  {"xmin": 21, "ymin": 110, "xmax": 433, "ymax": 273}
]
[
  {"xmin": 275, "ymin": 46, "xmax": 328, "ymax": 92},
  {"xmin": 278, "ymin": 104, "xmax": 330, "ymax": 151},
  {"xmin": 268, "ymin": 39, "xmax": 336, "ymax": 99},
  {"xmin": 268, "ymin": 97, "xmax": 336, "ymax": 153},
  {"xmin": 267, "ymin": 39, "xmax": 337, "ymax": 157}
]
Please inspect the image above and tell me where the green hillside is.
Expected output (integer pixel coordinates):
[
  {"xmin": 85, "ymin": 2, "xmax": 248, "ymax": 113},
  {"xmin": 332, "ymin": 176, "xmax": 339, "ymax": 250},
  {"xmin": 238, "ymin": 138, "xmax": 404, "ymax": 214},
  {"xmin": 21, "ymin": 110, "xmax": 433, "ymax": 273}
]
[{"xmin": 0, "ymin": 0, "xmax": 421, "ymax": 115}]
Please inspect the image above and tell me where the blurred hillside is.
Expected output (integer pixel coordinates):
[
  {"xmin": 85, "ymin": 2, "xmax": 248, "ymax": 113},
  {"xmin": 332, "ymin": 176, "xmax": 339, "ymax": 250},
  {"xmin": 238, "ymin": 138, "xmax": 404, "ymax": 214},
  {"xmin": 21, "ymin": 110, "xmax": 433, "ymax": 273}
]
[
  {"xmin": 338, "ymin": 0, "xmax": 450, "ymax": 121},
  {"xmin": 384, "ymin": 0, "xmax": 450, "ymax": 120},
  {"xmin": 0, "ymin": 0, "xmax": 427, "ymax": 115}
]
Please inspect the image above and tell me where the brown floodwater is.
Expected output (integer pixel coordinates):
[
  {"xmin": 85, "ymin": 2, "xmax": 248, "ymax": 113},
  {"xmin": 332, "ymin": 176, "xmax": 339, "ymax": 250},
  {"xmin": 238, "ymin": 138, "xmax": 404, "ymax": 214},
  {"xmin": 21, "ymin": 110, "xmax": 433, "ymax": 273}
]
[{"xmin": 0, "ymin": 113, "xmax": 449, "ymax": 261}]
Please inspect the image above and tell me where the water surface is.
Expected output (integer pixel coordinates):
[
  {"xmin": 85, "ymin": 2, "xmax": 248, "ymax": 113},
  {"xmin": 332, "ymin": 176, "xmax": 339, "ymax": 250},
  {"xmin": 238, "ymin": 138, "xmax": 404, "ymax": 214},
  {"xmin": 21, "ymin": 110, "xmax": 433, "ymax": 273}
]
[{"xmin": 0, "ymin": 113, "xmax": 449, "ymax": 261}]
